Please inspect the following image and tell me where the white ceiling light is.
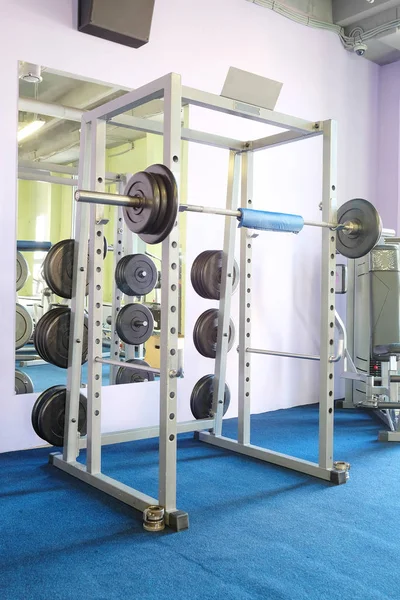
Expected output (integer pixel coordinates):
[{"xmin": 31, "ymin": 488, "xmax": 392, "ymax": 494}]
[
  {"xmin": 19, "ymin": 62, "xmax": 42, "ymax": 83},
  {"xmin": 18, "ymin": 119, "xmax": 45, "ymax": 142}
]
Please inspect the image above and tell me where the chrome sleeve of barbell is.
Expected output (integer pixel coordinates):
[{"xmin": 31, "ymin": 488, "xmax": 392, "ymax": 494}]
[{"xmin": 75, "ymin": 189, "xmax": 141, "ymax": 208}]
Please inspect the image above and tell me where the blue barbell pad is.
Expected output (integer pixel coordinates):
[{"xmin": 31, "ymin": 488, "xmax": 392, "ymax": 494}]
[{"xmin": 238, "ymin": 208, "xmax": 304, "ymax": 234}]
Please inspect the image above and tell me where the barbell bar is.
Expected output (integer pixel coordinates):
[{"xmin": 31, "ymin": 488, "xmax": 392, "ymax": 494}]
[
  {"xmin": 74, "ymin": 164, "xmax": 382, "ymax": 258},
  {"xmin": 75, "ymin": 189, "xmax": 343, "ymax": 230}
]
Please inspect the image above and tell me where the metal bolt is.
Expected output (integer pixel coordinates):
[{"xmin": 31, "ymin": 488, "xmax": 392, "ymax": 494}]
[{"xmin": 169, "ymin": 369, "xmax": 177, "ymax": 378}]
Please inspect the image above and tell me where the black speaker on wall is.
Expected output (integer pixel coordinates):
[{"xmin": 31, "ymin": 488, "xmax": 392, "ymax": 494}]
[{"xmin": 78, "ymin": 0, "xmax": 155, "ymax": 48}]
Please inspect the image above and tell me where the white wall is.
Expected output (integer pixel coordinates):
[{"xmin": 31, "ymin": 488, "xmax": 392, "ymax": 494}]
[{"xmin": 1, "ymin": 0, "xmax": 379, "ymax": 451}]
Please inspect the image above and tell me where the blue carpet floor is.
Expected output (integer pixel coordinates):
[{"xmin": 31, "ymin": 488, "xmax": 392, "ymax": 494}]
[{"xmin": 1, "ymin": 405, "xmax": 400, "ymax": 600}]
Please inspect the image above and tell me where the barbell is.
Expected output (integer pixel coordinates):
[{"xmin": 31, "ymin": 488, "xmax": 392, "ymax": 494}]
[{"xmin": 75, "ymin": 164, "xmax": 382, "ymax": 259}]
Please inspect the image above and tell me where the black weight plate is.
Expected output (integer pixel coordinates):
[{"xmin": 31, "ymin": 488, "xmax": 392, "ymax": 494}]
[
  {"xmin": 16, "ymin": 303, "xmax": 33, "ymax": 350},
  {"xmin": 336, "ymin": 199, "xmax": 382, "ymax": 259},
  {"xmin": 115, "ymin": 254, "xmax": 157, "ymax": 297},
  {"xmin": 116, "ymin": 303, "xmax": 154, "ymax": 346},
  {"xmin": 15, "ymin": 369, "xmax": 34, "ymax": 394},
  {"xmin": 34, "ymin": 308, "xmax": 89, "ymax": 368},
  {"xmin": 123, "ymin": 171, "xmax": 161, "ymax": 234},
  {"xmin": 202, "ymin": 251, "xmax": 239, "ymax": 300},
  {"xmin": 43, "ymin": 239, "xmax": 89, "ymax": 299},
  {"xmin": 146, "ymin": 172, "xmax": 168, "ymax": 235},
  {"xmin": 115, "ymin": 359, "xmax": 155, "ymax": 384},
  {"xmin": 191, "ymin": 250, "xmax": 240, "ymax": 300},
  {"xmin": 16, "ymin": 251, "xmax": 28, "ymax": 291},
  {"xmin": 190, "ymin": 374, "xmax": 231, "ymax": 419},
  {"xmin": 193, "ymin": 309, "xmax": 235, "ymax": 358},
  {"xmin": 140, "ymin": 164, "xmax": 178, "ymax": 245},
  {"xmin": 31, "ymin": 385, "xmax": 65, "ymax": 438},
  {"xmin": 37, "ymin": 387, "xmax": 87, "ymax": 446},
  {"xmin": 103, "ymin": 236, "xmax": 108, "ymax": 259}
]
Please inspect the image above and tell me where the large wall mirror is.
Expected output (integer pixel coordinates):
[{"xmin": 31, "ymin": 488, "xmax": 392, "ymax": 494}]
[{"xmin": 15, "ymin": 61, "xmax": 187, "ymax": 395}]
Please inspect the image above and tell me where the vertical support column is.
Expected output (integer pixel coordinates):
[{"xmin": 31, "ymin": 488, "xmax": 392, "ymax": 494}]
[
  {"xmin": 213, "ymin": 152, "xmax": 241, "ymax": 437},
  {"xmin": 319, "ymin": 119, "xmax": 337, "ymax": 469},
  {"xmin": 344, "ymin": 259, "xmax": 355, "ymax": 407},
  {"xmin": 238, "ymin": 151, "xmax": 253, "ymax": 445},
  {"xmin": 123, "ymin": 193, "xmax": 137, "ymax": 362},
  {"xmin": 158, "ymin": 74, "xmax": 181, "ymax": 514},
  {"xmin": 63, "ymin": 122, "xmax": 91, "ymax": 463},
  {"xmin": 87, "ymin": 119, "xmax": 106, "ymax": 475},
  {"xmin": 110, "ymin": 194, "xmax": 124, "ymax": 384}
]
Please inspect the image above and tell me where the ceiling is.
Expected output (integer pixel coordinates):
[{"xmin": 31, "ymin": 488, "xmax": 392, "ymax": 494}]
[
  {"xmin": 18, "ymin": 65, "xmax": 164, "ymax": 165},
  {"xmin": 253, "ymin": 0, "xmax": 400, "ymax": 65}
]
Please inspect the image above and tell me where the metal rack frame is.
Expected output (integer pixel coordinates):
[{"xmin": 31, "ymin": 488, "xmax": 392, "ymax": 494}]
[{"xmin": 49, "ymin": 72, "xmax": 347, "ymax": 533}]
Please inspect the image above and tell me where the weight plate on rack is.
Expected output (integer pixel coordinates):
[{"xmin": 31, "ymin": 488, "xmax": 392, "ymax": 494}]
[
  {"xmin": 190, "ymin": 374, "xmax": 231, "ymax": 419},
  {"xmin": 123, "ymin": 171, "xmax": 161, "ymax": 234},
  {"xmin": 336, "ymin": 199, "xmax": 382, "ymax": 259},
  {"xmin": 191, "ymin": 250, "xmax": 239, "ymax": 299},
  {"xmin": 34, "ymin": 386, "xmax": 87, "ymax": 446},
  {"xmin": 193, "ymin": 309, "xmax": 235, "ymax": 358},
  {"xmin": 115, "ymin": 254, "xmax": 157, "ymax": 297},
  {"xmin": 15, "ymin": 303, "xmax": 33, "ymax": 350},
  {"xmin": 43, "ymin": 239, "xmax": 89, "ymax": 299},
  {"xmin": 33, "ymin": 307, "xmax": 89, "ymax": 368},
  {"xmin": 115, "ymin": 359, "xmax": 156, "ymax": 384},
  {"xmin": 116, "ymin": 303, "xmax": 154, "ymax": 346},
  {"xmin": 15, "ymin": 369, "xmax": 34, "ymax": 394},
  {"xmin": 139, "ymin": 164, "xmax": 179, "ymax": 245},
  {"xmin": 16, "ymin": 251, "xmax": 28, "ymax": 291},
  {"xmin": 103, "ymin": 236, "xmax": 108, "ymax": 259},
  {"xmin": 31, "ymin": 384, "xmax": 65, "ymax": 438}
]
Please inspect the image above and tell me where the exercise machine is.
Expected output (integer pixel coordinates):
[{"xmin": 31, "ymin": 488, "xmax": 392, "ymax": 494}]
[{"xmin": 33, "ymin": 72, "xmax": 384, "ymax": 530}]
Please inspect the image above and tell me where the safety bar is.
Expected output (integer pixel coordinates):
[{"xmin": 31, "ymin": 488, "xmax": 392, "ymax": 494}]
[
  {"xmin": 246, "ymin": 312, "xmax": 345, "ymax": 364},
  {"xmin": 95, "ymin": 357, "xmax": 161, "ymax": 375}
]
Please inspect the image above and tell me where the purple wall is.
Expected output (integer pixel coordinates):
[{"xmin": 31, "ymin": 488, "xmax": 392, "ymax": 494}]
[{"xmin": 377, "ymin": 61, "xmax": 400, "ymax": 233}]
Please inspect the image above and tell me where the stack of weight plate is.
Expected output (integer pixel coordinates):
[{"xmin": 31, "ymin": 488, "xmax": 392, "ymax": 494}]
[
  {"xmin": 34, "ymin": 307, "xmax": 89, "ymax": 368},
  {"xmin": 16, "ymin": 251, "xmax": 29, "ymax": 292},
  {"xmin": 190, "ymin": 249, "xmax": 237, "ymax": 419},
  {"xmin": 116, "ymin": 303, "xmax": 154, "ymax": 346},
  {"xmin": 191, "ymin": 250, "xmax": 239, "ymax": 300},
  {"xmin": 15, "ymin": 369, "xmax": 34, "ymax": 394},
  {"xmin": 42, "ymin": 237, "xmax": 107, "ymax": 298},
  {"xmin": 193, "ymin": 308, "xmax": 235, "ymax": 359},
  {"xmin": 15, "ymin": 303, "xmax": 33, "ymax": 350},
  {"xmin": 31, "ymin": 385, "xmax": 87, "ymax": 446},
  {"xmin": 115, "ymin": 253, "xmax": 157, "ymax": 297},
  {"xmin": 123, "ymin": 164, "xmax": 178, "ymax": 244},
  {"xmin": 190, "ymin": 374, "xmax": 230, "ymax": 419}
]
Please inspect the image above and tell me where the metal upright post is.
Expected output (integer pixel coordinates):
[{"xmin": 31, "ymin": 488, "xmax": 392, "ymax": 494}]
[
  {"xmin": 212, "ymin": 151, "xmax": 241, "ymax": 437},
  {"xmin": 110, "ymin": 193, "xmax": 125, "ymax": 385},
  {"xmin": 63, "ymin": 121, "xmax": 91, "ymax": 462},
  {"xmin": 86, "ymin": 119, "xmax": 106, "ymax": 475},
  {"xmin": 238, "ymin": 151, "xmax": 253, "ymax": 445},
  {"xmin": 319, "ymin": 119, "xmax": 337, "ymax": 469},
  {"xmin": 158, "ymin": 73, "xmax": 182, "ymax": 517}
]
